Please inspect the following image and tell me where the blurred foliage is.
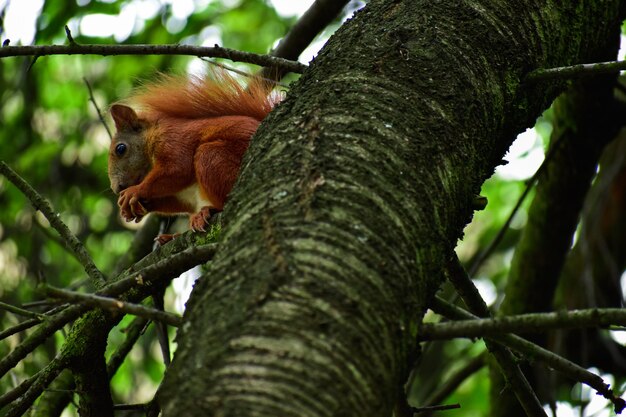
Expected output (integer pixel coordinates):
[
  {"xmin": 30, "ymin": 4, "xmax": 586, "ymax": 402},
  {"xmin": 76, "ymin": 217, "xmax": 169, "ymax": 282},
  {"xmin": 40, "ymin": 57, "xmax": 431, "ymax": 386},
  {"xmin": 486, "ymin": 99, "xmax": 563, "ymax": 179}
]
[
  {"xmin": 0, "ymin": 0, "xmax": 301, "ymax": 411},
  {"xmin": 0, "ymin": 1, "xmax": 624, "ymax": 416}
]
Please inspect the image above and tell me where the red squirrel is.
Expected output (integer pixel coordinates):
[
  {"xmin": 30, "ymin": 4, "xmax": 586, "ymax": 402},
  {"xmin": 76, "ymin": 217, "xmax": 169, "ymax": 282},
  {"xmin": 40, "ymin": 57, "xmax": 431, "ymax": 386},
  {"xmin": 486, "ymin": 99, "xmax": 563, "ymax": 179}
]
[{"xmin": 108, "ymin": 70, "xmax": 276, "ymax": 242}]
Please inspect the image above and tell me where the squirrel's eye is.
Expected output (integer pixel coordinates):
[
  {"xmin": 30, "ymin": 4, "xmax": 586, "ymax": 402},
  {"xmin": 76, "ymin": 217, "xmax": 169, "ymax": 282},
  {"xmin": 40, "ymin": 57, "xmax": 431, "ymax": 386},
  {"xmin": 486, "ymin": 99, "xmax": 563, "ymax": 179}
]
[{"xmin": 115, "ymin": 143, "xmax": 127, "ymax": 156}]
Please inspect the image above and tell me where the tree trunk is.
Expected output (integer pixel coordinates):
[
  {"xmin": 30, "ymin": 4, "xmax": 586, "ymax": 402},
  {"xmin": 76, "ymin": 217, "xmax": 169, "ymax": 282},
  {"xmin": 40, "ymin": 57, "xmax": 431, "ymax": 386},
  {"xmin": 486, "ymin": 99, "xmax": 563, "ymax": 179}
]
[{"xmin": 158, "ymin": 1, "xmax": 625, "ymax": 415}]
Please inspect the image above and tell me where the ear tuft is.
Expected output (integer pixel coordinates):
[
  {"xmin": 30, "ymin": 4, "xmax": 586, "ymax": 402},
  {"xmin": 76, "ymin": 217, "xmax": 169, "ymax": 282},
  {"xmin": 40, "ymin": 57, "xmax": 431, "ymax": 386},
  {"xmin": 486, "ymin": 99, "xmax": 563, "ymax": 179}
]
[{"xmin": 110, "ymin": 104, "xmax": 142, "ymax": 132}]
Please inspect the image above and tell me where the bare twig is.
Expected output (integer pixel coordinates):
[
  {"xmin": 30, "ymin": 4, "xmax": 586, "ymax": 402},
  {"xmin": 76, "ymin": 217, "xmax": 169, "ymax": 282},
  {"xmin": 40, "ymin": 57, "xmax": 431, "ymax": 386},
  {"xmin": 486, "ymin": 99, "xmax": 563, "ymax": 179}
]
[
  {"xmin": 468, "ymin": 135, "xmax": 566, "ymax": 276},
  {"xmin": 0, "ymin": 319, "xmax": 40, "ymax": 341},
  {"xmin": 445, "ymin": 256, "xmax": 547, "ymax": 417},
  {"xmin": 200, "ymin": 58, "xmax": 289, "ymax": 88},
  {"xmin": 259, "ymin": 0, "xmax": 351, "ymax": 81},
  {"xmin": 431, "ymin": 297, "xmax": 626, "ymax": 414},
  {"xmin": 107, "ymin": 317, "xmax": 150, "ymax": 378},
  {"xmin": 0, "ymin": 161, "xmax": 106, "ymax": 286},
  {"xmin": 422, "ymin": 353, "xmax": 486, "ymax": 409},
  {"xmin": 0, "ymin": 304, "xmax": 89, "ymax": 380},
  {"xmin": 45, "ymin": 285, "xmax": 182, "ymax": 328},
  {"xmin": 527, "ymin": 60, "xmax": 626, "ymax": 83},
  {"xmin": 412, "ymin": 403, "xmax": 461, "ymax": 414},
  {"xmin": 101, "ymin": 242, "xmax": 217, "ymax": 297},
  {"xmin": 0, "ymin": 301, "xmax": 45, "ymax": 320},
  {"xmin": 0, "ymin": 304, "xmax": 68, "ymax": 341},
  {"xmin": 419, "ymin": 308, "xmax": 626, "ymax": 340},
  {"xmin": 0, "ymin": 43, "xmax": 307, "ymax": 73},
  {"xmin": 64, "ymin": 25, "xmax": 76, "ymax": 46},
  {"xmin": 0, "ymin": 371, "xmax": 40, "ymax": 409},
  {"xmin": 0, "ymin": 242, "xmax": 216, "ymax": 379},
  {"xmin": 3, "ymin": 356, "xmax": 68, "ymax": 417},
  {"xmin": 83, "ymin": 77, "xmax": 112, "ymax": 139}
]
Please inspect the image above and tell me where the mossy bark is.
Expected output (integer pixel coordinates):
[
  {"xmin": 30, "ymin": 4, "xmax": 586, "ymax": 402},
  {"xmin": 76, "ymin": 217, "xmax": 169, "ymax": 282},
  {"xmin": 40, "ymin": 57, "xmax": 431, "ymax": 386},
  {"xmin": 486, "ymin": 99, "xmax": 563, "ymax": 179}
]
[{"xmin": 159, "ymin": 1, "xmax": 625, "ymax": 416}]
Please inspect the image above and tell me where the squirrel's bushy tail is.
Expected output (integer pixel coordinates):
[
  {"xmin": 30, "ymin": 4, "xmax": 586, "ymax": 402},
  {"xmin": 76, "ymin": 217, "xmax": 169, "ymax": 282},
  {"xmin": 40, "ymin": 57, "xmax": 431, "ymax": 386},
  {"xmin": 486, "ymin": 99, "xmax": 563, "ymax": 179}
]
[{"xmin": 131, "ymin": 69, "xmax": 278, "ymax": 122}]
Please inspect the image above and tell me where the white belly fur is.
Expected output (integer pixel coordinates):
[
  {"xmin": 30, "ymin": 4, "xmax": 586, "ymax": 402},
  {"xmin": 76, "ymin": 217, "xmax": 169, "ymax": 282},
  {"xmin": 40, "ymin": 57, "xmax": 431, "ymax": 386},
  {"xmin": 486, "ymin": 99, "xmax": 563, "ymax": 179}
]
[{"xmin": 175, "ymin": 184, "xmax": 214, "ymax": 213}]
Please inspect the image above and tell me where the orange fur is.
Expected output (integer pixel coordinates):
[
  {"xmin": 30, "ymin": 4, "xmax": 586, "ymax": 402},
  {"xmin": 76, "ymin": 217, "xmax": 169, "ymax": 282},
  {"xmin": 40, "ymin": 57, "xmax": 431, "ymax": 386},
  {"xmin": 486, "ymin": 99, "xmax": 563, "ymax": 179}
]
[
  {"xmin": 108, "ymin": 69, "xmax": 279, "ymax": 238},
  {"xmin": 132, "ymin": 71, "xmax": 276, "ymax": 122}
]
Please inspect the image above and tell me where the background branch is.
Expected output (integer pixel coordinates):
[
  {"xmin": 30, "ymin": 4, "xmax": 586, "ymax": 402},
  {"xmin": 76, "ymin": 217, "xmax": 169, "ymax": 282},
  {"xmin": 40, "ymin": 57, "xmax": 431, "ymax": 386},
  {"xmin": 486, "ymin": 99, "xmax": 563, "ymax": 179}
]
[
  {"xmin": 45, "ymin": 285, "xmax": 182, "ymax": 327},
  {"xmin": 259, "ymin": 0, "xmax": 351, "ymax": 80},
  {"xmin": 420, "ymin": 308, "xmax": 626, "ymax": 340},
  {"xmin": 431, "ymin": 297, "xmax": 626, "ymax": 413},
  {"xmin": 0, "ymin": 43, "xmax": 307, "ymax": 73},
  {"xmin": 0, "ymin": 161, "xmax": 106, "ymax": 286},
  {"xmin": 527, "ymin": 60, "xmax": 626, "ymax": 82},
  {"xmin": 445, "ymin": 256, "xmax": 547, "ymax": 417}
]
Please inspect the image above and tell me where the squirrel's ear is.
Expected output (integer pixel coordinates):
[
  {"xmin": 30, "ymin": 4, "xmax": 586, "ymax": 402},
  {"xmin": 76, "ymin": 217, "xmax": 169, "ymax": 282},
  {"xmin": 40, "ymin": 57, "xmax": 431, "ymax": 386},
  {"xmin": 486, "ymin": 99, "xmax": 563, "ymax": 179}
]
[{"xmin": 110, "ymin": 104, "xmax": 142, "ymax": 132}]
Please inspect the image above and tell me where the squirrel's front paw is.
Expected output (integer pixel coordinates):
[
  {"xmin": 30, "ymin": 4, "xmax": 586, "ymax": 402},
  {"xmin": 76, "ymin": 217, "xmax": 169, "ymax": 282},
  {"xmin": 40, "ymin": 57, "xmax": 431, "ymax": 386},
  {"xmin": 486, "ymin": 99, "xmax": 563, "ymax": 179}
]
[
  {"xmin": 118, "ymin": 186, "xmax": 148, "ymax": 222},
  {"xmin": 189, "ymin": 206, "xmax": 212, "ymax": 232}
]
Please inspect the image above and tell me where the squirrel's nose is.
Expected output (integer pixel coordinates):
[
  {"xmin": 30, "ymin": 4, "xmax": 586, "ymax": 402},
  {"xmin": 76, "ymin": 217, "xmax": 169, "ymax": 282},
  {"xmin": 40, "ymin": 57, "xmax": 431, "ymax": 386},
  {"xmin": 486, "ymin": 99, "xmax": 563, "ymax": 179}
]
[{"xmin": 112, "ymin": 183, "xmax": 127, "ymax": 194}]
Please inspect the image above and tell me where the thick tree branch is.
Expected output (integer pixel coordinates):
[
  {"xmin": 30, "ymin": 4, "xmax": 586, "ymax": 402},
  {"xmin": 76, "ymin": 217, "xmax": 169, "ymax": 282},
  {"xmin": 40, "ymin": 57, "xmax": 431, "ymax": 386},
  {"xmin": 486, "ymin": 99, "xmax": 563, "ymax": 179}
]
[
  {"xmin": 0, "ymin": 43, "xmax": 307, "ymax": 73},
  {"xmin": 552, "ymin": 129, "xmax": 626, "ymax": 375}
]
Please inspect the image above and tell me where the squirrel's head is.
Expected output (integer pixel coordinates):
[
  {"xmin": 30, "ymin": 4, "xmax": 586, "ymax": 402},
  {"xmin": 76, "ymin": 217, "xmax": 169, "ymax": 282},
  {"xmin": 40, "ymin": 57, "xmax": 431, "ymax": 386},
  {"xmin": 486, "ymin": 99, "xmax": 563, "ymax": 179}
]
[{"xmin": 108, "ymin": 104, "xmax": 152, "ymax": 194}]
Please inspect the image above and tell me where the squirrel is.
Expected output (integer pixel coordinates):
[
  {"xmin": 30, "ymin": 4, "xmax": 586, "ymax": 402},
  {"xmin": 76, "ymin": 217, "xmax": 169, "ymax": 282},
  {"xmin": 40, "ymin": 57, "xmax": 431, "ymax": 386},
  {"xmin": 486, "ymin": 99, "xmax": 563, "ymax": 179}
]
[{"xmin": 108, "ymin": 70, "xmax": 277, "ymax": 243}]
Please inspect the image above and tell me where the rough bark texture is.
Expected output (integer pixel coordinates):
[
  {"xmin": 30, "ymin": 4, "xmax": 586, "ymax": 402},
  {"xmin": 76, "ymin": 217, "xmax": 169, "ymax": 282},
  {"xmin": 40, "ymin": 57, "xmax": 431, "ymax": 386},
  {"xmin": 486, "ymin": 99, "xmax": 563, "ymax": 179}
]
[{"xmin": 159, "ymin": 1, "xmax": 624, "ymax": 416}]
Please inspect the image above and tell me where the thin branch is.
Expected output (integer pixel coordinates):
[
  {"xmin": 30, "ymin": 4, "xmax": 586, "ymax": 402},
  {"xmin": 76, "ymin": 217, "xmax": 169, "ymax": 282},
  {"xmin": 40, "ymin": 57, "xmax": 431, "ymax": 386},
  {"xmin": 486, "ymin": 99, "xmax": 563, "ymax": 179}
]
[
  {"xmin": 527, "ymin": 60, "xmax": 626, "ymax": 83},
  {"xmin": 83, "ymin": 77, "xmax": 112, "ymax": 140},
  {"xmin": 0, "ymin": 304, "xmax": 89, "ymax": 379},
  {"xmin": 0, "ymin": 320, "xmax": 40, "ymax": 341},
  {"xmin": 431, "ymin": 297, "xmax": 626, "ymax": 414},
  {"xmin": 422, "ymin": 353, "xmax": 486, "ymax": 409},
  {"xmin": 0, "ymin": 43, "xmax": 307, "ymax": 74},
  {"xmin": 0, "ymin": 371, "xmax": 40, "ymax": 409},
  {"xmin": 468, "ymin": 135, "xmax": 566, "ymax": 276},
  {"xmin": 419, "ymin": 308, "xmax": 626, "ymax": 340},
  {"xmin": 0, "ymin": 301, "xmax": 45, "ymax": 320},
  {"xmin": 64, "ymin": 25, "xmax": 76, "ymax": 46},
  {"xmin": 107, "ymin": 317, "xmax": 149, "ymax": 378},
  {"xmin": 45, "ymin": 285, "xmax": 182, "ymax": 328},
  {"xmin": 259, "ymin": 0, "xmax": 351, "ymax": 81},
  {"xmin": 113, "ymin": 403, "xmax": 152, "ymax": 411},
  {"xmin": 200, "ymin": 58, "xmax": 289, "ymax": 88},
  {"xmin": 3, "ymin": 355, "xmax": 68, "ymax": 417},
  {"xmin": 0, "ymin": 242, "xmax": 216, "ymax": 379},
  {"xmin": 412, "ymin": 403, "xmax": 461, "ymax": 414},
  {"xmin": 0, "ymin": 304, "xmax": 68, "ymax": 341},
  {"xmin": 0, "ymin": 161, "xmax": 106, "ymax": 286},
  {"xmin": 100, "ymin": 242, "xmax": 217, "ymax": 298},
  {"xmin": 445, "ymin": 256, "xmax": 547, "ymax": 417}
]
